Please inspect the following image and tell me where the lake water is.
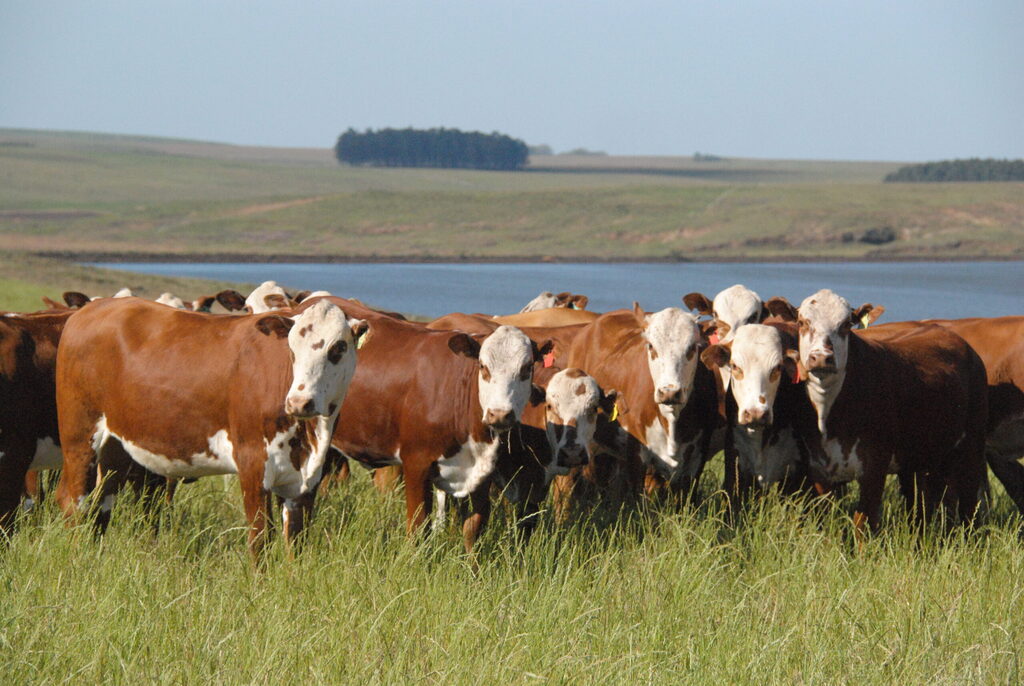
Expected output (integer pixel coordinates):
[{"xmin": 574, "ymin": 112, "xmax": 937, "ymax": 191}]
[{"xmin": 92, "ymin": 262, "xmax": 1022, "ymax": 321}]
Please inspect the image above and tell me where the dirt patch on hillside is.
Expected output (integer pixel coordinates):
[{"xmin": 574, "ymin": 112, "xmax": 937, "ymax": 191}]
[
  {"xmin": 228, "ymin": 197, "xmax": 325, "ymax": 217},
  {"xmin": 0, "ymin": 210, "xmax": 100, "ymax": 221}
]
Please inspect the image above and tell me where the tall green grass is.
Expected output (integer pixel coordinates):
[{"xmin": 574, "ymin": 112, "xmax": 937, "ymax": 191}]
[{"xmin": 2, "ymin": 467, "xmax": 1021, "ymax": 684}]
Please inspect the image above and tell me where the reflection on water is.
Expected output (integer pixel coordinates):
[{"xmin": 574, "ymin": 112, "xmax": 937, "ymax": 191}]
[{"xmin": 92, "ymin": 262, "xmax": 1022, "ymax": 321}]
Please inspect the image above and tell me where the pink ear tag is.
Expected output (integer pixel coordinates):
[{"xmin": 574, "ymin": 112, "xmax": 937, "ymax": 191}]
[
  {"xmin": 709, "ymin": 332, "xmax": 720, "ymax": 345},
  {"xmin": 543, "ymin": 352, "xmax": 555, "ymax": 368},
  {"xmin": 792, "ymin": 365, "xmax": 802, "ymax": 384}
]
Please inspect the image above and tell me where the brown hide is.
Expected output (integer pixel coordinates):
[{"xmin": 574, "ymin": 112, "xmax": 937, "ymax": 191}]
[
  {"xmin": 54, "ymin": 298, "xmax": 326, "ymax": 555},
  {"xmin": 494, "ymin": 308, "xmax": 599, "ymax": 328},
  {"xmin": 812, "ymin": 324, "xmax": 988, "ymax": 529}
]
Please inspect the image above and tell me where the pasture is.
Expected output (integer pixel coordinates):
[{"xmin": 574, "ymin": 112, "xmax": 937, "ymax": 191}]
[
  {"xmin": 3, "ymin": 464, "xmax": 1023, "ymax": 684},
  {"xmin": 2, "ymin": 129, "xmax": 1022, "ymax": 260}
]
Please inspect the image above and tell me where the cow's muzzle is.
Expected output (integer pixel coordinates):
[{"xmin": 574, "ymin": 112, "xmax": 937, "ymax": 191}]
[
  {"xmin": 654, "ymin": 385, "xmax": 684, "ymax": 405},
  {"xmin": 484, "ymin": 408, "xmax": 516, "ymax": 432},
  {"xmin": 806, "ymin": 352, "xmax": 836, "ymax": 372},
  {"xmin": 739, "ymin": 407, "xmax": 771, "ymax": 429},
  {"xmin": 285, "ymin": 395, "xmax": 319, "ymax": 419}
]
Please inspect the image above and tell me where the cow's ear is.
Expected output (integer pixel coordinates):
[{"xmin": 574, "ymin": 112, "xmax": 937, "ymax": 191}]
[
  {"xmin": 531, "ymin": 338, "xmax": 554, "ymax": 362},
  {"xmin": 448, "ymin": 333, "xmax": 481, "ymax": 359},
  {"xmin": 682, "ymin": 292, "xmax": 713, "ymax": 315},
  {"xmin": 572, "ymin": 294, "xmax": 589, "ymax": 310},
  {"xmin": 765, "ymin": 296, "xmax": 798, "ymax": 321},
  {"xmin": 215, "ymin": 289, "xmax": 247, "ymax": 312},
  {"xmin": 529, "ymin": 384, "xmax": 546, "ymax": 406},
  {"xmin": 292, "ymin": 290, "xmax": 312, "ymax": 304},
  {"xmin": 757, "ymin": 303, "xmax": 770, "ymax": 322},
  {"xmin": 701, "ymin": 343, "xmax": 731, "ymax": 370},
  {"xmin": 42, "ymin": 296, "xmax": 63, "ymax": 309},
  {"xmin": 348, "ymin": 318, "xmax": 369, "ymax": 349},
  {"xmin": 193, "ymin": 296, "xmax": 216, "ymax": 312},
  {"xmin": 255, "ymin": 315, "xmax": 294, "ymax": 339},
  {"xmin": 851, "ymin": 303, "xmax": 885, "ymax": 328},
  {"xmin": 554, "ymin": 292, "xmax": 572, "ymax": 306},
  {"xmin": 699, "ymin": 319, "xmax": 717, "ymax": 337},
  {"xmin": 598, "ymin": 388, "xmax": 621, "ymax": 415},
  {"xmin": 632, "ymin": 301, "xmax": 647, "ymax": 326},
  {"xmin": 63, "ymin": 291, "xmax": 90, "ymax": 309}
]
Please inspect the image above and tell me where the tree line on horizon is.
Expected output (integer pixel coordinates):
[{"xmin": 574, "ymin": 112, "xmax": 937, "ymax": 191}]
[
  {"xmin": 884, "ymin": 158, "xmax": 1024, "ymax": 182},
  {"xmin": 334, "ymin": 127, "xmax": 529, "ymax": 171}
]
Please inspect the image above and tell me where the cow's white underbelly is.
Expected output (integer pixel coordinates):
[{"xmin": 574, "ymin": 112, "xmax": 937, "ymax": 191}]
[
  {"xmin": 98, "ymin": 416, "xmax": 238, "ymax": 479},
  {"xmin": 28, "ymin": 436, "xmax": 63, "ymax": 471},
  {"xmin": 434, "ymin": 437, "xmax": 499, "ymax": 498}
]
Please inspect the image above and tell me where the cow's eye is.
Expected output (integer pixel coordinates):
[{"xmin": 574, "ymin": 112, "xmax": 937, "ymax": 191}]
[
  {"xmin": 327, "ymin": 340, "xmax": 347, "ymax": 363},
  {"xmin": 480, "ymin": 365, "xmax": 492, "ymax": 382},
  {"xmin": 518, "ymin": 363, "xmax": 532, "ymax": 380},
  {"xmin": 769, "ymin": 365, "xmax": 781, "ymax": 382},
  {"xmin": 730, "ymin": 364, "xmax": 744, "ymax": 380}
]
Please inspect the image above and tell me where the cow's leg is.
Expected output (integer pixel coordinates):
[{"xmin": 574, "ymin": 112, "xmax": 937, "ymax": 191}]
[
  {"xmin": 551, "ymin": 469, "xmax": 579, "ymax": 526},
  {"xmin": 987, "ymin": 453, "xmax": 1024, "ymax": 515},
  {"xmin": 317, "ymin": 447, "xmax": 350, "ymax": 496},
  {"xmin": 281, "ymin": 490, "xmax": 316, "ymax": 554},
  {"xmin": 55, "ymin": 437, "xmax": 100, "ymax": 525},
  {"xmin": 854, "ymin": 460, "xmax": 888, "ymax": 542},
  {"xmin": 373, "ymin": 465, "xmax": 403, "ymax": 493},
  {"xmin": 402, "ymin": 460, "xmax": 433, "ymax": 535},
  {"xmin": 462, "ymin": 482, "xmax": 492, "ymax": 554},
  {"xmin": 239, "ymin": 469, "xmax": 272, "ymax": 560},
  {"xmin": 0, "ymin": 439, "xmax": 33, "ymax": 535},
  {"xmin": 514, "ymin": 499, "xmax": 541, "ymax": 542}
]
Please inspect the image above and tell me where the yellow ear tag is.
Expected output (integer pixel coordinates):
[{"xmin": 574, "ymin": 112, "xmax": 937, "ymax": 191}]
[
  {"xmin": 609, "ymin": 403, "xmax": 619, "ymax": 423},
  {"xmin": 859, "ymin": 314, "xmax": 871, "ymax": 329},
  {"xmin": 356, "ymin": 332, "xmax": 368, "ymax": 349}
]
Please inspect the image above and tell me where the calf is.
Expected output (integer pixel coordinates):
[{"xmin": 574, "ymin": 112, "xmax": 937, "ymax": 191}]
[
  {"xmin": 0, "ymin": 310, "xmax": 72, "ymax": 530},
  {"xmin": 772, "ymin": 290, "xmax": 988, "ymax": 532},
  {"xmin": 316, "ymin": 298, "xmax": 549, "ymax": 552},
  {"xmin": 55, "ymin": 298, "xmax": 365, "ymax": 555}
]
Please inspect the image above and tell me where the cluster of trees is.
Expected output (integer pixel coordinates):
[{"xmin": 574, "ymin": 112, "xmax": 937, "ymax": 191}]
[
  {"xmin": 885, "ymin": 158, "xmax": 1024, "ymax": 182},
  {"xmin": 334, "ymin": 127, "xmax": 529, "ymax": 170}
]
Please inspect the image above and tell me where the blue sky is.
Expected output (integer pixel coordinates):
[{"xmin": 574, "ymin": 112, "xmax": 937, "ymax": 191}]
[{"xmin": 1, "ymin": 1, "xmax": 1020, "ymax": 161}]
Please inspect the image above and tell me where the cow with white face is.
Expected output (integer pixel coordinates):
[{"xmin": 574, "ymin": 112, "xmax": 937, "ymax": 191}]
[
  {"xmin": 766, "ymin": 289, "xmax": 988, "ymax": 532},
  {"xmin": 701, "ymin": 323, "xmax": 814, "ymax": 492},
  {"xmin": 566, "ymin": 303, "xmax": 719, "ymax": 501},
  {"xmin": 55, "ymin": 297, "xmax": 367, "ymax": 556},
  {"xmin": 684, "ymin": 284, "xmax": 765, "ymax": 345},
  {"xmin": 543, "ymin": 368, "xmax": 611, "ymax": 477},
  {"xmin": 245, "ymin": 280, "xmax": 291, "ymax": 314},
  {"xmin": 473, "ymin": 325, "xmax": 538, "ymax": 431}
]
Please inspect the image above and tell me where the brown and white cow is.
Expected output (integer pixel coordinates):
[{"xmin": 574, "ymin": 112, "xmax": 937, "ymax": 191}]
[
  {"xmin": 0, "ymin": 309, "xmax": 73, "ymax": 530},
  {"xmin": 562, "ymin": 303, "xmax": 719, "ymax": 501},
  {"xmin": 700, "ymin": 322, "xmax": 819, "ymax": 498},
  {"xmin": 493, "ymin": 307, "xmax": 600, "ymax": 329},
  {"xmin": 54, "ymin": 298, "xmax": 365, "ymax": 555},
  {"xmin": 315, "ymin": 298, "xmax": 549, "ymax": 552},
  {"xmin": 872, "ymin": 316, "xmax": 1024, "ymax": 513},
  {"xmin": 770, "ymin": 289, "xmax": 988, "ymax": 532}
]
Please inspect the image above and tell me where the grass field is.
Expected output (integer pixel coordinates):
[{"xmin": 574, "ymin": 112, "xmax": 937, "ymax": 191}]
[
  {"xmin": 2, "ymin": 463, "xmax": 1022, "ymax": 684},
  {"xmin": 3, "ymin": 129, "xmax": 1021, "ymax": 261}
]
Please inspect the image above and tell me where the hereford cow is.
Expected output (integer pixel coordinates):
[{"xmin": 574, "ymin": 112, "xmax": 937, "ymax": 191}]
[
  {"xmin": 872, "ymin": 316, "xmax": 1024, "ymax": 513},
  {"xmin": 313, "ymin": 297, "xmax": 550, "ymax": 552},
  {"xmin": 560, "ymin": 303, "xmax": 719, "ymax": 504},
  {"xmin": 55, "ymin": 298, "xmax": 365, "ymax": 555},
  {"xmin": 519, "ymin": 291, "xmax": 590, "ymax": 313},
  {"xmin": 0, "ymin": 310, "xmax": 73, "ymax": 530},
  {"xmin": 768, "ymin": 290, "xmax": 988, "ymax": 533},
  {"xmin": 700, "ymin": 322, "xmax": 819, "ymax": 499}
]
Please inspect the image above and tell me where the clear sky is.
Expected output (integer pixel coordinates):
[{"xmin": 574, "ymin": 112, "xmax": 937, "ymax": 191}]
[{"xmin": 1, "ymin": 1, "xmax": 1021, "ymax": 161}]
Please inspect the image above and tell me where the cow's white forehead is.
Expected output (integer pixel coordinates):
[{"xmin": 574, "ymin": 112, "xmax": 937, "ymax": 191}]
[
  {"xmin": 731, "ymin": 324, "xmax": 783, "ymax": 368},
  {"xmin": 643, "ymin": 308, "xmax": 699, "ymax": 348},
  {"xmin": 521, "ymin": 291, "xmax": 556, "ymax": 312},
  {"xmin": 547, "ymin": 369, "xmax": 600, "ymax": 419},
  {"xmin": 714, "ymin": 285, "xmax": 762, "ymax": 321},
  {"xmin": 798, "ymin": 289, "xmax": 851, "ymax": 329},
  {"xmin": 289, "ymin": 300, "xmax": 350, "ymax": 346},
  {"xmin": 156, "ymin": 292, "xmax": 186, "ymax": 309},
  {"xmin": 480, "ymin": 325, "xmax": 532, "ymax": 367}
]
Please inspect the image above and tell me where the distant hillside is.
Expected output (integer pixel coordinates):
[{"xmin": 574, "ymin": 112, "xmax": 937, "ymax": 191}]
[
  {"xmin": 885, "ymin": 158, "xmax": 1024, "ymax": 182},
  {"xmin": 1, "ymin": 129, "xmax": 1021, "ymax": 261}
]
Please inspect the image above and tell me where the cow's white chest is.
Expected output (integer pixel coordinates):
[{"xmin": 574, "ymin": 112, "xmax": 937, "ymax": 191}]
[
  {"xmin": 434, "ymin": 437, "xmax": 499, "ymax": 498},
  {"xmin": 642, "ymin": 406, "xmax": 683, "ymax": 475},
  {"xmin": 28, "ymin": 436, "xmax": 63, "ymax": 471},
  {"xmin": 263, "ymin": 417, "xmax": 333, "ymax": 500},
  {"xmin": 813, "ymin": 436, "xmax": 862, "ymax": 483},
  {"xmin": 734, "ymin": 426, "xmax": 800, "ymax": 485}
]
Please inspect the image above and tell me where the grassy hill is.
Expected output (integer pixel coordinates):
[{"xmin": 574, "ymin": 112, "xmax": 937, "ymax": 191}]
[{"xmin": 1, "ymin": 128, "xmax": 1021, "ymax": 261}]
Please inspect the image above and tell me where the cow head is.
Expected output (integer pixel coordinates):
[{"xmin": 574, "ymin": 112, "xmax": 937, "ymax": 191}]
[
  {"xmin": 542, "ymin": 368, "xmax": 616, "ymax": 477},
  {"xmin": 702, "ymin": 324, "xmax": 798, "ymax": 431},
  {"xmin": 633, "ymin": 303, "xmax": 701, "ymax": 407},
  {"xmin": 683, "ymin": 284, "xmax": 764, "ymax": 344},
  {"xmin": 257, "ymin": 300, "xmax": 367, "ymax": 419},
  {"xmin": 794, "ymin": 290, "xmax": 878, "ymax": 376},
  {"xmin": 246, "ymin": 281, "xmax": 292, "ymax": 314},
  {"xmin": 449, "ymin": 325, "xmax": 542, "ymax": 433}
]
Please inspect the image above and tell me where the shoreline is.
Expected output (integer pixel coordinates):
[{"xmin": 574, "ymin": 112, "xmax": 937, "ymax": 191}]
[{"xmin": 37, "ymin": 250, "xmax": 1024, "ymax": 265}]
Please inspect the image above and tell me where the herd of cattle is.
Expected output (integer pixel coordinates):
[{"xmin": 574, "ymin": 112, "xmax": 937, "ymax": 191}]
[{"xmin": 0, "ymin": 281, "xmax": 1021, "ymax": 557}]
